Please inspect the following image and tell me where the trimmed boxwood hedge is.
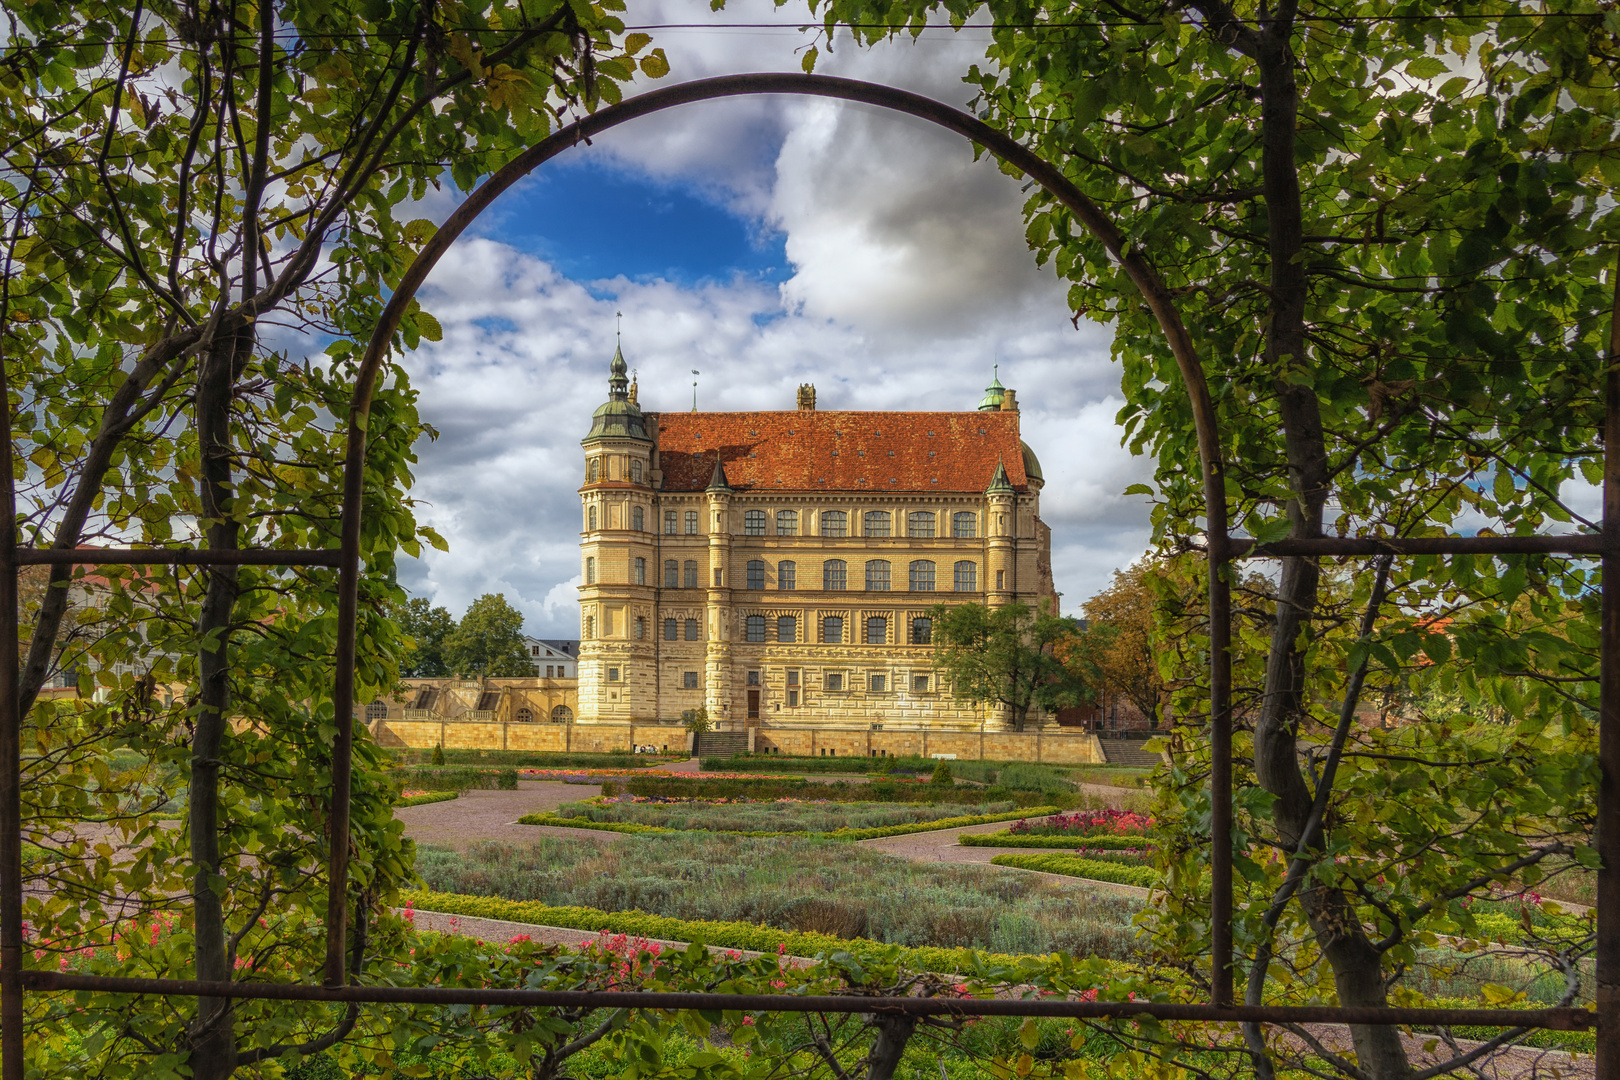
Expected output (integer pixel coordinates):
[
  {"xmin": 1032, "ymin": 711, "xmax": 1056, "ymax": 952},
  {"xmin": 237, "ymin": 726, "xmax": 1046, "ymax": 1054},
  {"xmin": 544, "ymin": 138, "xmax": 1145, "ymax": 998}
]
[
  {"xmin": 959, "ymin": 832, "xmax": 1155, "ymax": 851},
  {"xmin": 515, "ymin": 806, "xmax": 1060, "ymax": 841},
  {"xmin": 398, "ymin": 791, "xmax": 460, "ymax": 808},
  {"xmin": 400, "ymin": 889, "xmax": 1056, "ymax": 975},
  {"xmin": 990, "ymin": 852, "xmax": 1157, "ymax": 888}
]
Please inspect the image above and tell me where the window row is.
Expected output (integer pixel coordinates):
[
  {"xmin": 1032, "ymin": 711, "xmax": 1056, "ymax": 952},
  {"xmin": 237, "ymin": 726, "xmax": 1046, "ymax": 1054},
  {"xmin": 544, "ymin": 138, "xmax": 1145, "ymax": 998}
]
[
  {"xmin": 743, "ymin": 559, "xmax": 976, "ymax": 592},
  {"xmin": 586, "ymin": 505, "xmax": 650, "ymax": 531},
  {"xmin": 731, "ymin": 614, "xmax": 932, "ymax": 645},
  {"xmin": 671, "ymin": 669, "xmax": 936, "ymax": 701},
  {"xmin": 585, "ymin": 458, "xmax": 645, "ymax": 484},
  {"xmin": 740, "ymin": 509, "xmax": 977, "ymax": 538}
]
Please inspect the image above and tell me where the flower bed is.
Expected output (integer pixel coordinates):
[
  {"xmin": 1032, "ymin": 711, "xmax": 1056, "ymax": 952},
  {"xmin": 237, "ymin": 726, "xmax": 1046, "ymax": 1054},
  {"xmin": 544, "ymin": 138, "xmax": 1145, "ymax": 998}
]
[
  {"xmin": 551, "ymin": 794, "xmax": 1019, "ymax": 834},
  {"xmin": 960, "ymin": 831, "xmax": 1155, "ymax": 850},
  {"xmin": 1006, "ymin": 809, "xmax": 1155, "ymax": 838},
  {"xmin": 990, "ymin": 852, "xmax": 1157, "ymax": 888},
  {"xmin": 517, "ymin": 805, "xmax": 1060, "ymax": 840}
]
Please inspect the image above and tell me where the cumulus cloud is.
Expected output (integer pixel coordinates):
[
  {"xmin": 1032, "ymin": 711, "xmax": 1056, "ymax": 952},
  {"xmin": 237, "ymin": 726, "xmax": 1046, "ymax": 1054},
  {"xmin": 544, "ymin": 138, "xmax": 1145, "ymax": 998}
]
[{"xmin": 393, "ymin": 1, "xmax": 1153, "ymax": 633}]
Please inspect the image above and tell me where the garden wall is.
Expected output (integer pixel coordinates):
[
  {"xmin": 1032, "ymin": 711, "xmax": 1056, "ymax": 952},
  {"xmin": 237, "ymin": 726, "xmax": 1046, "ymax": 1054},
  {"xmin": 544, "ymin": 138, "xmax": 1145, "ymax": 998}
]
[{"xmin": 368, "ymin": 717, "xmax": 1103, "ymax": 763}]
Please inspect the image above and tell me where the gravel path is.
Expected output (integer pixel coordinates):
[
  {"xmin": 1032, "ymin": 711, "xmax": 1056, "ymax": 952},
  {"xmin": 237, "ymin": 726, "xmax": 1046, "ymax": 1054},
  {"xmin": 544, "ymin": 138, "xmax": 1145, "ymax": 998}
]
[
  {"xmin": 398, "ymin": 780, "xmax": 607, "ymax": 848},
  {"xmin": 858, "ymin": 821, "xmax": 1151, "ymax": 897}
]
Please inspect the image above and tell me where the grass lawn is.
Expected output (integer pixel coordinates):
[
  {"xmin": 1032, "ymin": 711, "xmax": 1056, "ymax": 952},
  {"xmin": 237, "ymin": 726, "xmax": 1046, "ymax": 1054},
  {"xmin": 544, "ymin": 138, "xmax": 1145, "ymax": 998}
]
[
  {"xmin": 555, "ymin": 796, "xmax": 1020, "ymax": 833},
  {"xmin": 414, "ymin": 833, "xmax": 1146, "ymax": 959}
]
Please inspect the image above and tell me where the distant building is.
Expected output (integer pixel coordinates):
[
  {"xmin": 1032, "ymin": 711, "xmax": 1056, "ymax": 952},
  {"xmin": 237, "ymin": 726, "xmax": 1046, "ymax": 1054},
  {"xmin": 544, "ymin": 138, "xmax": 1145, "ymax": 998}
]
[
  {"xmin": 522, "ymin": 636, "xmax": 579, "ymax": 679},
  {"xmin": 576, "ymin": 344, "xmax": 1057, "ymax": 731}
]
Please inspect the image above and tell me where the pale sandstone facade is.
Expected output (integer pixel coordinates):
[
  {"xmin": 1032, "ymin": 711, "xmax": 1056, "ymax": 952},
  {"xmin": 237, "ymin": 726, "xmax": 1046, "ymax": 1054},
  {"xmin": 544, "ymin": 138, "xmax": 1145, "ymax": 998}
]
[{"xmin": 576, "ymin": 349, "xmax": 1057, "ymax": 733}]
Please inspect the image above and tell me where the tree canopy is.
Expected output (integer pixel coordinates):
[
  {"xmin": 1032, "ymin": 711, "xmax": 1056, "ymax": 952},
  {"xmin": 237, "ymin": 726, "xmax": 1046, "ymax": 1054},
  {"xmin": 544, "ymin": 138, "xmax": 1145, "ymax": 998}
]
[
  {"xmin": 396, "ymin": 597, "xmax": 457, "ymax": 678},
  {"xmin": 444, "ymin": 593, "xmax": 535, "ymax": 678},
  {"xmin": 928, "ymin": 600, "xmax": 1090, "ymax": 730}
]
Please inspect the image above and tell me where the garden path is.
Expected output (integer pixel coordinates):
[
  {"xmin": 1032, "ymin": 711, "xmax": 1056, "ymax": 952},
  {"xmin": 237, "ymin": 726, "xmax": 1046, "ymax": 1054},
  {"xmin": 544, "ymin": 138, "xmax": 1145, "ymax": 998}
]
[
  {"xmin": 397, "ymin": 780, "xmax": 608, "ymax": 849},
  {"xmin": 858, "ymin": 821, "xmax": 1151, "ymax": 898}
]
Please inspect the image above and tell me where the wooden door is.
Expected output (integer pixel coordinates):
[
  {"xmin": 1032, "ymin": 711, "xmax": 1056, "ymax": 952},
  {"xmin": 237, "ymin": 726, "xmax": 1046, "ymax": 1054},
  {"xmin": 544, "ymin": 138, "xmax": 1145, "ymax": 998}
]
[{"xmin": 747, "ymin": 690, "xmax": 760, "ymax": 719}]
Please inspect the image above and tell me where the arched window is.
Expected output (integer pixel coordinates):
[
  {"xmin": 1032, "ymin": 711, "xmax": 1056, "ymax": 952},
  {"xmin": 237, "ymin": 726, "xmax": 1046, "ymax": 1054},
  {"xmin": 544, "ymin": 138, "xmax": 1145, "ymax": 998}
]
[
  {"xmin": 821, "ymin": 616, "xmax": 843, "ymax": 643},
  {"xmin": 777, "ymin": 616, "xmax": 797, "ymax": 643},
  {"xmin": 821, "ymin": 511, "xmax": 847, "ymax": 537},
  {"xmin": 365, "ymin": 701, "xmax": 388, "ymax": 722},
  {"xmin": 632, "ymin": 506, "xmax": 644, "ymax": 531},
  {"xmin": 910, "ymin": 617, "xmax": 932, "ymax": 645},
  {"xmin": 551, "ymin": 705, "xmax": 573, "ymax": 723},
  {"xmin": 634, "ymin": 557, "xmax": 646, "ymax": 585},
  {"xmin": 863, "ymin": 511, "xmax": 891, "ymax": 537},
  {"xmin": 665, "ymin": 560, "xmax": 679, "ymax": 588},
  {"xmin": 777, "ymin": 561, "xmax": 796, "ymax": 590},
  {"xmin": 776, "ymin": 510, "xmax": 799, "ymax": 535},
  {"xmin": 866, "ymin": 560, "xmax": 891, "ymax": 591},
  {"xmin": 823, "ymin": 559, "xmax": 847, "ymax": 591},
  {"xmin": 664, "ymin": 618, "xmax": 678, "ymax": 640},
  {"xmin": 585, "ymin": 557, "xmax": 595, "ymax": 584},
  {"xmin": 744, "ymin": 509, "xmax": 767, "ymax": 535},
  {"xmin": 587, "ymin": 505, "xmax": 596, "ymax": 531},
  {"xmin": 908, "ymin": 511, "xmax": 935, "ymax": 538},
  {"xmin": 865, "ymin": 617, "xmax": 887, "ymax": 645},
  {"xmin": 745, "ymin": 615, "xmax": 767, "ymax": 642},
  {"xmin": 953, "ymin": 512, "xmax": 977, "ymax": 539},
  {"xmin": 954, "ymin": 561, "xmax": 978, "ymax": 591},
  {"xmin": 747, "ymin": 560, "xmax": 766, "ymax": 589},
  {"xmin": 587, "ymin": 459, "xmax": 599, "ymax": 483},
  {"xmin": 515, "ymin": 707, "xmax": 534, "ymax": 723},
  {"xmin": 684, "ymin": 560, "xmax": 698, "ymax": 588},
  {"xmin": 631, "ymin": 459, "xmax": 643, "ymax": 483},
  {"xmin": 909, "ymin": 560, "xmax": 936, "ymax": 591}
]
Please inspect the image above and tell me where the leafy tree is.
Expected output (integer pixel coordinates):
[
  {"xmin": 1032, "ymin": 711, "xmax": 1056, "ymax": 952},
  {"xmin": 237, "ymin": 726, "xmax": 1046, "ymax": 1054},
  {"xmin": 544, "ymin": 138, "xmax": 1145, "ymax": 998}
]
[
  {"xmin": 3, "ymin": 1, "xmax": 665, "ymax": 1077},
  {"xmin": 810, "ymin": 0, "xmax": 1614, "ymax": 1074},
  {"xmin": 443, "ymin": 593, "xmax": 533, "ymax": 677},
  {"xmin": 928, "ymin": 601, "xmax": 1090, "ymax": 731},
  {"xmin": 397, "ymin": 597, "xmax": 456, "ymax": 678},
  {"xmin": 1065, "ymin": 559, "xmax": 1168, "ymax": 729}
]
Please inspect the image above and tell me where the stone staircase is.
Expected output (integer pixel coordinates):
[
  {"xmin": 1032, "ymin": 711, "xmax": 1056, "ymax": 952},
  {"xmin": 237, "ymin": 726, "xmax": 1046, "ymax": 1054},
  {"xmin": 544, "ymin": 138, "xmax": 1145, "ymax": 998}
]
[
  {"xmin": 1100, "ymin": 738, "xmax": 1164, "ymax": 768},
  {"xmin": 693, "ymin": 731, "xmax": 750, "ymax": 758}
]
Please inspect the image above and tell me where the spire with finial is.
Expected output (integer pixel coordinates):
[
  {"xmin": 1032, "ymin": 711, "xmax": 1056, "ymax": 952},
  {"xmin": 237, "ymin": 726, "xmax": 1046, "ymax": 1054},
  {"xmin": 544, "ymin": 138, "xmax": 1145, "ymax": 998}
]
[
  {"xmin": 977, "ymin": 363, "xmax": 1007, "ymax": 411},
  {"xmin": 608, "ymin": 312, "xmax": 628, "ymax": 401},
  {"xmin": 986, "ymin": 457, "xmax": 1014, "ymax": 494}
]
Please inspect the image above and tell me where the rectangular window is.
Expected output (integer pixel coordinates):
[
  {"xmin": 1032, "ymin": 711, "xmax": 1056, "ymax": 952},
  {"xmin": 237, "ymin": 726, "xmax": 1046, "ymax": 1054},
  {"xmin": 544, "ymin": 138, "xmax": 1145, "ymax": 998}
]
[
  {"xmin": 823, "ymin": 560, "xmax": 847, "ymax": 591},
  {"xmin": 821, "ymin": 511, "xmax": 848, "ymax": 537},
  {"xmin": 778, "ymin": 615, "xmax": 797, "ymax": 643},
  {"xmin": 665, "ymin": 560, "xmax": 679, "ymax": 588},
  {"xmin": 635, "ymin": 617, "xmax": 646, "ymax": 639},
  {"xmin": 683, "ymin": 671, "xmax": 699, "ymax": 689},
  {"xmin": 864, "ymin": 511, "xmax": 891, "ymax": 537},
  {"xmin": 909, "ymin": 561, "xmax": 935, "ymax": 592},
  {"xmin": 996, "ymin": 569, "xmax": 1005, "ymax": 590},
  {"xmin": 865, "ymin": 560, "xmax": 890, "ymax": 591},
  {"xmin": 685, "ymin": 618, "xmax": 700, "ymax": 641},
  {"xmin": 748, "ymin": 670, "xmax": 760, "ymax": 686},
  {"xmin": 778, "ymin": 561, "xmax": 796, "ymax": 590},
  {"xmin": 822, "ymin": 616, "xmax": 843, "ymax": 644},
  {"xmin": 826, "ymin": 672, "xmax": 844, "ymax": 692},
  {"xmin": 664, "ymin": 618, "xmax": 677, "ymax": 640},
  {"xmin": 952, "ymin": 512, "xmax": 976, "ymax": 539},
  {"xmin": 746, "ymin": 615, "xmax": 766, "ymax": 642},
  {"xmin": 714, "ymin": 568, "xmax": 723, "ymax": 587},
  {"xmin": 913, "ymin": 675, "xmax": 929, "ymax": 693},
  {"xmin": 777, "ymin": 510, "xmax": 799, "ymax": 535},
  {"xmin": 665, "ymin": 510, "xmax": 677, "ymax": 534},
  {"xmin": 954, "ymin": 561, "xmax": 977, "ymax": 591},
  {"xmin": 911, "ymin": 617, "xmax": 932, "ymax": 645},
  {"xmin": 685, "ymin": 510, "xmax": 699, "ymax": 534},
  {"xmin": 747, "ymin": 560, "xmax": 766, "ymax": 590},
  {"xmin": 684, "ymin": 561, "xmax": 699, "ymax": 588},
  {"xmin": 787, "ymin": 669, "xmax": 800, "ymax": 687},
  {"xmin": 787, "ymin": 689, "xmax": 799, "ymax": 707},
  {"xmin": 546, "ymin": 665, "xmax": 554, "ymax": 677},
  {"xmin": 870, "ymin": 674, "xmax": 887, "ymax": 692},
  {"xmin": 634, "ymin": 557, "xmax": 646, "ymax": 585},
  {"xmin": 866, "ymin": 617, "xmax": 887, "ymax": 645},
  {"xmin": 585, "ymin": 557, "xmax": 595, "ymax": 584},
  {"xmin": 744, "ymin": 509, "xmax": 767, "ymax": 536},
  {"xmin": 607, "ymin": 667, "xmax": 620, "ymax": 682}
]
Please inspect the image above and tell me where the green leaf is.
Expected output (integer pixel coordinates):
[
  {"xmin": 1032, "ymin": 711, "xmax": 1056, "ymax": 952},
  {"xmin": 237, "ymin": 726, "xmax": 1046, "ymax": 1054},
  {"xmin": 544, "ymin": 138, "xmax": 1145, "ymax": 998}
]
[{"xmin": 1405, "ymin": 56, "xmax": 1450, "ymax": 80}]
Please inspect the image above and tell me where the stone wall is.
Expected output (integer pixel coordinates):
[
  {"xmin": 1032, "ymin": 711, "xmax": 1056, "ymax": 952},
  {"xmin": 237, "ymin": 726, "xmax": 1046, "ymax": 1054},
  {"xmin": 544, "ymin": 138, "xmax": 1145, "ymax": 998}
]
[{"xmin": 368, "ymin": 717, "xmax": 1100, "ymax": 763}]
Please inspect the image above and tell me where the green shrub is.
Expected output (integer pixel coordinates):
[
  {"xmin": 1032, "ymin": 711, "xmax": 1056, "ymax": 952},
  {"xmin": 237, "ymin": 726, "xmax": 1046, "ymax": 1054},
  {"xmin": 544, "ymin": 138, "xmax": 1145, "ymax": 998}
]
[
  {"xmin": 553, "ymin": 797, "xmax": 1017, "ymax": 834},
  {"xmin": 613, "ymin": 775, "xmax": 1054, "ymax": 807},
  {"xmin": 497, "ymin": 768, "xmax": 518, "ymax": 790},
  {"xmin": 394, "ymin": 766, "xmax": 523, "ymax": 792},
  {"xmin": 930, "ymin": 761, "xmax": 954, "ymax": 785},
  {"xmin": 431, "ymin": 742, "xmax": 445, "ymax": 766},
  {"xmin": 521, "ymin": 805, "xmax": 1058, "ymax": 840},
  {"xmin": 397, "ymin": 791, "xmax": 459, "ymax": 808},
  {"xmin": 960, "ymin": 831, "xmax": 1155, "ymax": 851},
  {"xmin": 388, "ymin": 749, "xmax": 680, "ymax": 768},
  {"xmin": 990, "ymin": 852, "xmax": 1157, "ymax": 888}
]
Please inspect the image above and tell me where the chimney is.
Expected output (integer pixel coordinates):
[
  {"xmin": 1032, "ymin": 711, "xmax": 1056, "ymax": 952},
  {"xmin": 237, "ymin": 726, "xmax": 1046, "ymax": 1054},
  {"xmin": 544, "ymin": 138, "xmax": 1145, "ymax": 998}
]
[
  {"xmin": 1000, "ymin": 388, "xmax": 1018, "ymax": 412},
  {"xmin": 797, "ymin": 384, "xmax": 817, "ymax": 411}
]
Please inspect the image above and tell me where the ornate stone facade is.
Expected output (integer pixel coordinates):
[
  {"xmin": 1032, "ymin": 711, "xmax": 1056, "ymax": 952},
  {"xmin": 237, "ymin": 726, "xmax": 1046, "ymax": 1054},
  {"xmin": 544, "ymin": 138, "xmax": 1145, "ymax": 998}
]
[{"xmin": 577, "ymin": 348, "xmax": 1056, "ymax": 731}]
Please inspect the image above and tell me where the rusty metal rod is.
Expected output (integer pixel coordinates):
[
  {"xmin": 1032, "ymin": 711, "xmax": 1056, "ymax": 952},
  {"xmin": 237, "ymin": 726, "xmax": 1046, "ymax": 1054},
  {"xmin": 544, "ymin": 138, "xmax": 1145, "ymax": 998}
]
[
  {"xmin": 14, "ymin": 548, "xmax": 344, "ymax": 567},
  {"xmin": 1207, "ymin": 536, "xmax": 1233, "ymax": 1006},
  {"xmin": 1231, "ymin": 535, "xmax": 1603, "ymax": 558},
  {"xmin": 16, "ymin": 972, "xmax": 1596, "ymax": 1029},
  {"xmin": 1595, "ymin": 251, "xmax": 1620, "ymax": 1080},
  {"xmin": 0, "ymin": 269, "xmax": 23, "ymax": 1080}
]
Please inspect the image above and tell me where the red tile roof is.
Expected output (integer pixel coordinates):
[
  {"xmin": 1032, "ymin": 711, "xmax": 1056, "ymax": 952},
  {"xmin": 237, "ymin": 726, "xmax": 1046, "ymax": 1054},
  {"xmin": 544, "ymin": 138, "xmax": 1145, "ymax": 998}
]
[{"xmin": 650, "ymin": 411, "xmax": 1028, "ymax": 494}]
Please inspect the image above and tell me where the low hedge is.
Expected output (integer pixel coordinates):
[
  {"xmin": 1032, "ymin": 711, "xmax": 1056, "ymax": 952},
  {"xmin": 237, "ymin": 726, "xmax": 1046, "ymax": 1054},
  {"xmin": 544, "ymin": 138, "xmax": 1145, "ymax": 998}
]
[
  {"xmin": 1414, "ymin": 997, "xmax": 1595, "ymax": 1053},
  {"xmin": 990, "ymin": 852, "xmax": 1157, "ymax": 888},
  {"xmin": 398, "ymin": 791, "xmax": 460, "ymax": 808},
  {"xmin": 960, "ymin": 832, "xmax": 1156, "ymax": 851},
  {"xmin": 400, "ymin": 889, "xmax": 1057, "ymax": 975},
  {"xmin": 393, "ymin": 767, "xmax": 519, "ymax": 792},
  {"xmin": 517, "ymin": 806, "xmax": 1060, "ymax": 841}
]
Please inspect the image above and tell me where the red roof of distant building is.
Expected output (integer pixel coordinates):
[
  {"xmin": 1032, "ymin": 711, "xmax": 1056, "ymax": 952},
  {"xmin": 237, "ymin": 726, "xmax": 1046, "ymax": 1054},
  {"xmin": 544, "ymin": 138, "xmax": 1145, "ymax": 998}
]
[{"xmin": 650, "ymin": 411, "xmax": 1028, "ymax": 494}]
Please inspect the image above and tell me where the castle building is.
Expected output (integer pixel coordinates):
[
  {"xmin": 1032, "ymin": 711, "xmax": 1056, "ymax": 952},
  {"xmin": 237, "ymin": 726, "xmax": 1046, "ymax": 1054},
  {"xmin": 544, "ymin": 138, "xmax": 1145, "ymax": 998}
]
[{"xmin": 577, "ymin": 346, "xmax": 1056, "ymax": 731}]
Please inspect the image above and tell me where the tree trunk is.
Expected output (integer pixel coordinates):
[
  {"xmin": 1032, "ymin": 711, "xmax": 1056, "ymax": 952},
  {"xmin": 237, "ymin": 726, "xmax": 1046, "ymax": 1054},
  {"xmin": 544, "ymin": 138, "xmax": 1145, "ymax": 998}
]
[
  {"xmin": 1251, "ymin": 17, "xmax": 1414, "ymax": 1080},
  {"xmin": 187, "ymin": 325, "xmax": 248, "ymax": 1080}
]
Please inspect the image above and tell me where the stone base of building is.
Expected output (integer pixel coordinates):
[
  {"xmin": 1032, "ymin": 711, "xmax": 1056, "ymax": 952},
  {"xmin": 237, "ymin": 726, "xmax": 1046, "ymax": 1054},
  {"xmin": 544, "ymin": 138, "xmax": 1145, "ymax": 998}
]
[{"xmin": 369, "ymin": 718, "xmax": 1103, "ymax": 763}]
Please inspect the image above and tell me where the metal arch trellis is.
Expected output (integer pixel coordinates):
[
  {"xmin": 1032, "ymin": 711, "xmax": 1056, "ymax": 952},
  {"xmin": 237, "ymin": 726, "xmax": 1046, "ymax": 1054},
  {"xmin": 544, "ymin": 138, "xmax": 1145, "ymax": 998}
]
[{"xmin": 0, "ymin": 71, "xmax": 1612, "ymax": 1080}]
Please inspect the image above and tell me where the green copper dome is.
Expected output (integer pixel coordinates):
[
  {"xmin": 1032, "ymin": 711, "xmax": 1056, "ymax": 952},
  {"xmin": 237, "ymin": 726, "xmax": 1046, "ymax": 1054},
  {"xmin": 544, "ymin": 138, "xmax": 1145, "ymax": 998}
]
[
  {"xmin": 977, "ymin": 366, "xmax": 1006, "ymax": 411},
  {"xmin": 584, "ymin": 341, "xmax": 649, "ymax": 442},
  {"xmin": 1020, "ymin": 440, "xmax": 1043, "ymax": 484}
]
